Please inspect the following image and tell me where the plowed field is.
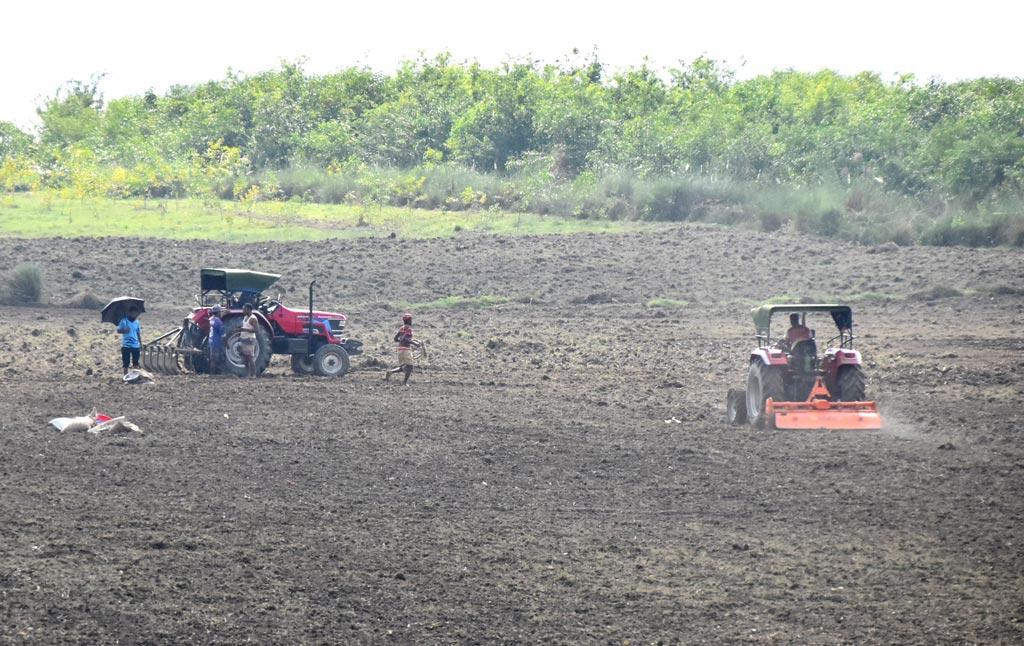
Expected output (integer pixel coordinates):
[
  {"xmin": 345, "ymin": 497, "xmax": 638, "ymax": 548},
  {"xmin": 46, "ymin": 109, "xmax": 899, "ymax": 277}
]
[{"xmin": 1, "ymin": 226, "xmax": 1022, "ymax": 644}]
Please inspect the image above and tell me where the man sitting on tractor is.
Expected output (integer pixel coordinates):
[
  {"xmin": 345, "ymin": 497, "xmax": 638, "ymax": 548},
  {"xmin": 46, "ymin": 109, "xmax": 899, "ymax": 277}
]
[{"xmin": 781, "ymin": 313, "xmax": 811, "ymax": 350}]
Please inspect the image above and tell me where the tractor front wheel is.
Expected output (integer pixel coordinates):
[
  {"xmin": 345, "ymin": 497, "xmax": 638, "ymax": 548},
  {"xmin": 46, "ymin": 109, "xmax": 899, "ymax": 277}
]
[
  {"xmin": 313, "ymin": 344, "xmax": 350, "ymax": 377},
  {"xmin": 746, "ymin": 362, "xmax": 784, "ymax": 429},
  {"xmin": 837, "ymin": 365, "xmax": 867, "ymax": 401}
]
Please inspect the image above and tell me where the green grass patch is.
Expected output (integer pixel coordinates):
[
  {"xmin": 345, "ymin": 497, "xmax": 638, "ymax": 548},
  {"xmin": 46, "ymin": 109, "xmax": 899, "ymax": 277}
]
[
  {"xmin": 646, "ymin": 298, "xmax": 689, "ymax": 308},
  {"xmin": 762, "ymin": 294, "xmax": 817, "ymax": 305},
  {"xmin": 755, "ymin": 292, "xmax": 897, "ymax": 306},
  {"xmin": 908, "ymin": 286, "xmax": 963, "ymax": 301},
  {"xmin": 404, "ymin": 295, "xmax": 510, "ymax": 310},
  {"xmin": 835, "ymin": 291, "xmax": 898, "ymax": 302},
  {"xmin": 0, "ymin": 192, "xmax": 659, "ymax": 242}
]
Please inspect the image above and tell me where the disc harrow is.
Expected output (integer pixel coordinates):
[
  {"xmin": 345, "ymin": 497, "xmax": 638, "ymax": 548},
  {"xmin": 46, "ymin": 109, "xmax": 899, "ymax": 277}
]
[{"xmin": 140, "ymin": 326, "xmax": 203, "ymax": 375}]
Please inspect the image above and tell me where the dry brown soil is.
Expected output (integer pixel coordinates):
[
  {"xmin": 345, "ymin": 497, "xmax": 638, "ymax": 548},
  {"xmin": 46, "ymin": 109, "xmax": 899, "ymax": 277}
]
[{"xmin": 1, "ymin": 226, "xmax": 1022, "ymax": 645}]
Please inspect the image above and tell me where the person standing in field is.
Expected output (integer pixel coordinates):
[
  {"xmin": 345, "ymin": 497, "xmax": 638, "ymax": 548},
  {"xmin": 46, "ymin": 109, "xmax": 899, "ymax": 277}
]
[
  {"xmin": 385, "ymin": 312, "xmax": 420, "ymax": 386},
  {"xmin": 208, "ymin": 305, "xmax": 226, "ymax": 374},
  {"xmin": 239, "ymin": 303, "xmax": 259, "ymax": 378},
  {"xmin": 116, "ymin": 305, "xmax": 142, "ymax": 375}
]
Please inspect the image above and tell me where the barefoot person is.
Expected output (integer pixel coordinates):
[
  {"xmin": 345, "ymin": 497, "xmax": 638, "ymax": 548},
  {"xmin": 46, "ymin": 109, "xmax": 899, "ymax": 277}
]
[
  {"xmin": 208, "ymin": 305, "xmax": 226, "ymax": 374},
  {"xmin": 385, "ymin": 312, "xmax": 420, "ymax": 385},
  {"xmin": 239, "ymin": 303, "xmax": 259, "ymax": 378}
]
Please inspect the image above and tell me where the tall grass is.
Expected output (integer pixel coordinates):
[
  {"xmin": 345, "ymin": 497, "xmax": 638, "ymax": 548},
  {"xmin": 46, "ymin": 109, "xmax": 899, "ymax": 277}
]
[
  {"xmin": 3, "ymin": 262, "xmax": 43, "ymax": 304},
  {"xmin": 4, "ymin": 167, "xmax": 1023, "ymax": 246}
]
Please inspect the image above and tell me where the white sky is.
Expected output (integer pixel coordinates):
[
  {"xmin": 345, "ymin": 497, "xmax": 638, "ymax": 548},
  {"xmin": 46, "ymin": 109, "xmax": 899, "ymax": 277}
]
[{"xmin": 3, "ymin": 1, "xmax": 1022, "ymax": 130}]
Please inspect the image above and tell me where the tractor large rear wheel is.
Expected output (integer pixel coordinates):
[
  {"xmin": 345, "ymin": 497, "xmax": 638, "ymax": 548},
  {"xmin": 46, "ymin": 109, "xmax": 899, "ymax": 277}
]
[
  {"xmin": 746, "ymin": 362, "xmax": 785, "ymax": 429},
  {"xmin": 222, "ymin": 316, "xmax": 272, "ymax": 377},
  {"xmin": 837, "ymin": 365, "xmax": 867, "ymax": 401}
]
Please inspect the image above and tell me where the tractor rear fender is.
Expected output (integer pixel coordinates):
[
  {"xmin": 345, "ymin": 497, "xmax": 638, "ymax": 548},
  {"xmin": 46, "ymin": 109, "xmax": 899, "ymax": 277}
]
[
  {"xmin": 191, "ymin": 308, "xmax": 273, "ymax": 334},
  {"xmin": 819, "ymin": 348, "xmax": 860, "ymax": 374},
  {"xmin": 750, "ymin": 347, "xmax": 789, "ymax": 367},
  {"xmin": 821, "ymin": 348, "xmax": 861, "ymax": 383},
  {"xmin": 220, "ymin": 311, "xmax": 274, "ymax": 336}
]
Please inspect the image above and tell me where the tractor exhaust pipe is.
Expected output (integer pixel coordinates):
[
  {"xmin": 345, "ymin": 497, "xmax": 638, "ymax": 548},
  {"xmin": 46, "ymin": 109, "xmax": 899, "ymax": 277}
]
[{"xmin": 307, "ymin": 279, "xmax": 316, "ymax": 358}]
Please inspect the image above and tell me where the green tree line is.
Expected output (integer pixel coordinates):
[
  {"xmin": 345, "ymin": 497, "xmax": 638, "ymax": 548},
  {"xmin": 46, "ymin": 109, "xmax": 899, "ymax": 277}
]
[{"xmin": 2, "ymin": 54, "xmax": 1023, "ymax": 245}]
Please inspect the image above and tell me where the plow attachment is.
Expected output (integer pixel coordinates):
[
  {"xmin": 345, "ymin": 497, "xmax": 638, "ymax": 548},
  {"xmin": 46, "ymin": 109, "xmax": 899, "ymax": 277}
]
[
  {"xmin": 140, "ymin": 326, "xmax": 203, "ymax": 375},
  {"xmin": 766, "ymin": 377, "xmax": 883, "ymax": 430}
]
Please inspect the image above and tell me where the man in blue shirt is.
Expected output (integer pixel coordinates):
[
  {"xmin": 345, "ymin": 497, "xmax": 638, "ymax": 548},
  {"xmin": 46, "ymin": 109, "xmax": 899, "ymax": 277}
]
[
  {"xmin": 208, "ymin": 305, "xmax": 226, "ymax": 374},
  {"xmin": 116, "ymin": 306, "xmax": 142, "ymax": 375}
]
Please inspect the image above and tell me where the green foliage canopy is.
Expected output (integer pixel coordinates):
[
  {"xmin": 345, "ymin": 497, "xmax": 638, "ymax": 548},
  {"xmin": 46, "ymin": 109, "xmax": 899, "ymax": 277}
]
[{"xmin": 4, "ymin": 54, "xmax": 1024, "ymax": 245}]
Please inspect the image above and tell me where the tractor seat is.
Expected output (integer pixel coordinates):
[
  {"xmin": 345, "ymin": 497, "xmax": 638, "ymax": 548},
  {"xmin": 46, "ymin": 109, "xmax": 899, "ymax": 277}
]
[
  {"xmin": 791, "ymin": 338, "xmax": 817, "ymax": 356},
  {"xmin": 789, "ymin": 338, "xmax": 818, "ymax": 373}
]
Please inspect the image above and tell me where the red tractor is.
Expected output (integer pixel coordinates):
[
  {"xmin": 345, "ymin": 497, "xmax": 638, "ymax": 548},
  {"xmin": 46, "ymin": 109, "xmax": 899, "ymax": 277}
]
[
  {"xmin": 726, "ymin": 304, "xmax": 881, "ymax": 430},
  {"xmin": 142, "ymin": 268, "xmax": 362, "ymax": 377}
]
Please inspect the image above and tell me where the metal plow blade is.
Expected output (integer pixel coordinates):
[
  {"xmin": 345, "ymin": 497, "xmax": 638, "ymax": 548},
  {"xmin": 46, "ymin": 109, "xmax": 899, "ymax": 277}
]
[
  {"xmin": 140, "ymin": 327, "xmax": 202, "ymax": 375},
  {"xmin": 766, "ymin": 376, "xmax": 883, "ymax": 430},
  {"xmin": 141, "ymin": 343, "xmax": 183, "ymax": 375}
]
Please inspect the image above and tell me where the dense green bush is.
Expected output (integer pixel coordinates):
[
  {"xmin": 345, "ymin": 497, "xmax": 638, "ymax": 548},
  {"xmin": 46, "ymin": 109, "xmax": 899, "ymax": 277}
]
[{"xmin": 2, "ymin": 54, "xmax": 1023, "ymax": 246}]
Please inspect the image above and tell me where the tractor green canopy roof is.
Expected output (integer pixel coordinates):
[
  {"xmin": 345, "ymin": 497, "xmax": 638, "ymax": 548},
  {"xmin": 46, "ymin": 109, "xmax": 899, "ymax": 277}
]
[
  {"xmin": 751, "ymin": 304, "xmax": 853, "ymax": 335},
  {"xmin": 200, "ymin": 268, "xmax": 281, "ymax": 294}
]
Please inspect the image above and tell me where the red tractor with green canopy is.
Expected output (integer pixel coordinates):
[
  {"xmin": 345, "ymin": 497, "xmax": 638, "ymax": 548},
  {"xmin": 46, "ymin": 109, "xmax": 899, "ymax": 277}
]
[
  {"xmin": 726, "ymin": 304, "xmax": 882, "ymax": 430},
  {"xmin": 141, "ymin": 268, "xmax": 362, "ymax": 377}
]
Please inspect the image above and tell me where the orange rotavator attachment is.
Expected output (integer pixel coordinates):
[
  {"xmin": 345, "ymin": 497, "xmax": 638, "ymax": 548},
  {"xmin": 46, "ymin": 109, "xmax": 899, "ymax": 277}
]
[{"xmin": 766, "ymin": 377, "xmax": 883, "ymax": 430}]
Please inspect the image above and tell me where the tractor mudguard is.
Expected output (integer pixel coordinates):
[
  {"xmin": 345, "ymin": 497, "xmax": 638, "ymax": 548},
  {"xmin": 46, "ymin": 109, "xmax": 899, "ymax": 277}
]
[
  {"xmin": 822, "ymin": 348, "xmax": 861, "ymax": 365},
  {"xmin": 820, "ymin": 348, "xmax": 862, "ymax": 386},
  {"xmin": 751, "ymin": 347, "xmax": 789, "ymax": 367}
]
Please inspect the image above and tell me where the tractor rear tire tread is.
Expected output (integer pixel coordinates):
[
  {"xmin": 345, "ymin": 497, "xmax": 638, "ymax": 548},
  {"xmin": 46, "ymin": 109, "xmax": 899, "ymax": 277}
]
[
  {"xmin": 747, "ymin": 362, "xmax": 784, "ymax": 429},
  {"xmin": 837, "ymin": 365, "xmax": 867, "ymax": 402}
]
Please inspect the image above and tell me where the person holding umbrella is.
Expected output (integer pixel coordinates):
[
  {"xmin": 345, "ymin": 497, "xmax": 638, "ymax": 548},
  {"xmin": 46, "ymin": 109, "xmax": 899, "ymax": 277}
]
[{"xmin": 116, "ymin": 305, "xmax": 143, "ymax": 375}]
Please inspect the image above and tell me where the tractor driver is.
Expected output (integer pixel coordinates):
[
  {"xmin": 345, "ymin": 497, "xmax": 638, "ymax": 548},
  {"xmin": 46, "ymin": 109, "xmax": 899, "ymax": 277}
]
[{"xmin": 782, "ymin": 313, "xmax": 812, "ymax": 348}]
